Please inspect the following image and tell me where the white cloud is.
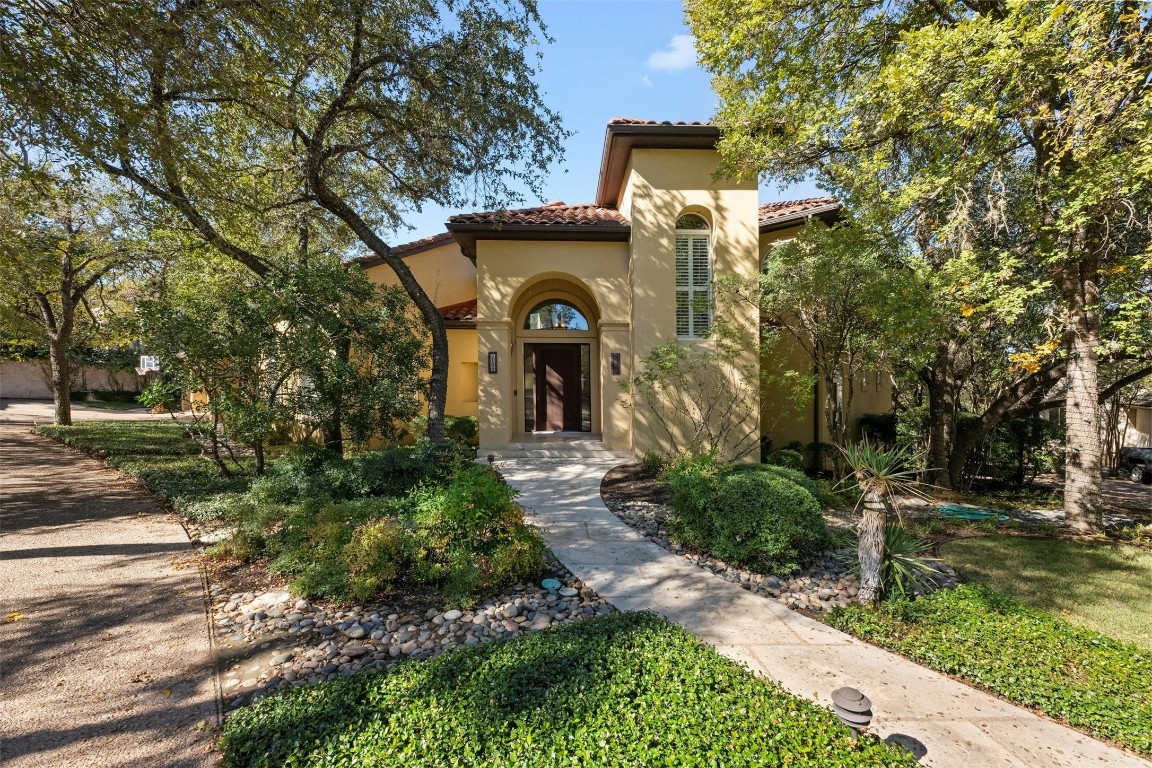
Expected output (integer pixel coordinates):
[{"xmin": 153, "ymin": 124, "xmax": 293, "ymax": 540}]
[
  {"xmin": 646, "ymin": 34, "xmax": 697, "ymax": 73},
  {"xmin": 641, "ymin": 74, "xmax": 653, "ymax": 87}
]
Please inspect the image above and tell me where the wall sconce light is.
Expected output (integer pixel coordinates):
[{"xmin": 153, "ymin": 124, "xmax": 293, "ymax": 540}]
[
  {"xmin": 487, "ymin": 351, "xmax": 498, "ymax": 374},
  {"xmin": 610, "ymin": 352, "xmax": 621, "ymax": 376}
]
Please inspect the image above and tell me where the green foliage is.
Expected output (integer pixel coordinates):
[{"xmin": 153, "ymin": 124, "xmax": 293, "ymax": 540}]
[
  {"xmin": 264, "ymin": 498, "xmax": 408, "ymax": 601},
  {"xmin": 108, "ymin": 455, "xmax": 255, "ymax": 510},
  {"xmin": 408, "ymin": 415, "xmax": 480, "ymax": 448},
  {"xmin": 765, "ymin": 448, "xmax": 805, "ymax": 470},
  {"xmin": 664, "ymin": 454, "xmax": 829, "ymax": 573},
  {"xmin": 661, "ymin": 452, "xmax": 724, "ymax": 551},
  {"xmin": 138, "ymin": 380, "xmax": 181, "ymax": 412},
  {"xmin": 639, "ymin": 451, "xmax": 666, "ymax": 473},
  {"xmin": 958, "ymin": 412, "xmax": 1065, "ymax": 488},
  {"xmin": 410, "ymin": 466, "xmax": 546, "ymax": 604},
  {"xmin": 34, "ymin": 421, "xmax": 199, "ymax": 457},
  {"xmin": 845, "ymin": 524, "xmax": 942, "ymax": 600},
  {"xmin": 708, "ymin": 470, "xmax": 829, "ymax": 573},
  {"xmin": 829, "ymin": 585, "xmax": 1152, "ymax": 756},
  {"xmin": 218, "ymin": 611, "xmax": 915, "ymax": 768}
]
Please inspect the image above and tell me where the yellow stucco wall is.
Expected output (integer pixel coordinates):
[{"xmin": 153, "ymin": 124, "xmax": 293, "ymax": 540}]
[
  {"xmin": 622, "ymin": 148, "xmax": 761, "ymax": 460},
  {"xmin": 362, "ymin": 241, "xmax": 475, "ymax": 308},
  {"xmin": 474, "ymin": 240, "xmax": 631, "ymax": 451},
  {"xmin": 363, "ymin": 245, "xmax": 479, "ymax": 419}
]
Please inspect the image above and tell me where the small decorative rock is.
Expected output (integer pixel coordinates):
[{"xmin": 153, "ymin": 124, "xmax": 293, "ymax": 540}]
[
  {"xmin": 209, "ymin": 567, "xmax": 615, "ymax": 704},
  {"xmin": 603, "ymin": 497, "xmax": 959, "ymax": 613}
]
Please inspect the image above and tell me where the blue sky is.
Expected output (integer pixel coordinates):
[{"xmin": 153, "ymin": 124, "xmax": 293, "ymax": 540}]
[{"xmin": 392, "ymin": 0, "xmax": 823, "ymax": 243}]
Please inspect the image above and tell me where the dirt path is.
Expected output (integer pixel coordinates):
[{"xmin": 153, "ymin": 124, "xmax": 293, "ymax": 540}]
[{"xmin": 0, "ymin": 425, "xmax": 220, "ymax": 768}]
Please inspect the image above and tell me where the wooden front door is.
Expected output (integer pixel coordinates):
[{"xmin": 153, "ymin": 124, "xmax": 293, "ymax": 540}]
[{"xmin": 535, "ymin": 346, "xmax": 581, "ymax": 431}]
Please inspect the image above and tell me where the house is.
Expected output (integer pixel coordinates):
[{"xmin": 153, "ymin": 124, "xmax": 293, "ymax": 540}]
[{"xmin": 358, "ymin": 119, "xmax": 892, "ymax": 460}]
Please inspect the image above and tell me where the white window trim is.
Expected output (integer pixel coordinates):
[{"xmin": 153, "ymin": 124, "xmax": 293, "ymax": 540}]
[{"xmin": 675, "ymin": 226, "xmax": 712, "ymax": 340}]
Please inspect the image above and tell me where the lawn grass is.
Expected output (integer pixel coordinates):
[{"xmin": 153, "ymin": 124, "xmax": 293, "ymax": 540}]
[
  {"xmin": 829, "ymin": 585, "xmax": 1152, "ymax": 757},
  {"xmin": 220, "ymin": 611, "xmax": 916, "ymax": 768},
  {"xmin": 938, "ymin": 536, "xmax": 1152, "ymax": 651}
]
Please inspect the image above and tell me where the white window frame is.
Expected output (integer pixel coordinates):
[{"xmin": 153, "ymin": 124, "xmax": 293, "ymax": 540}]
[{"xmin": 675, "ymin": 221, "xmax": 712, "ymax": 339}]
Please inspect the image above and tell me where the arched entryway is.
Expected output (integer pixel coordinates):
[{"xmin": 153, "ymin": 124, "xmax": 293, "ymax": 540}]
[{"xmin": 511, "ymin": 278, "xmax": 600, "ymax": 435}]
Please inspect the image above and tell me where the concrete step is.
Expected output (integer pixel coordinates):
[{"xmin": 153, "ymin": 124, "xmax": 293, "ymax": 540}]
[{"xmin": 480, "ymin": 442, "xmax": 632, "ymax": 461}]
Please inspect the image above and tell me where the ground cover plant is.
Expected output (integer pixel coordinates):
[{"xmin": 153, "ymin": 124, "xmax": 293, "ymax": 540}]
[
  {"xmin": 35, "ymin": 422, "xmax": 544, "ymax": 606},
  {"xmin": 219, "ymin": 611, "xmax": 916, "ymax": 768},
  {"xmin": 828, "ymin": 585, "xmax": 1152, "ymax": 756},
  {"xmin": 937, "ymin": 536, "xmax": 1152, "ymax": 651},
  {"xmin": 663, "ymin": 453, "xmax": 830, "ymax": 573},
  {"xmin": 35, "ymin": 421, "xmax": 254, "ymax": 508}
]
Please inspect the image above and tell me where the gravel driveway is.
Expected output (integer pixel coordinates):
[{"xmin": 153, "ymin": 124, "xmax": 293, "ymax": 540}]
[{"xmin": 0, "ymin": 425, "xmax": 220, "ymax": 767}]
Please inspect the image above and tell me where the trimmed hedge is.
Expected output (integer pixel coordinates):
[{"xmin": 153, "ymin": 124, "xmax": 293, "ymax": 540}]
[
  {"xmin": 219, "ymin": 611, "xmax": 916, "ymax": 768},
  {"xmin": 829, "ymin": 585, "xmax": 1152, "ymax": 756},
  {"xmin": 664, "ymin": 454, "xmax": 829, "ymax": 573}
]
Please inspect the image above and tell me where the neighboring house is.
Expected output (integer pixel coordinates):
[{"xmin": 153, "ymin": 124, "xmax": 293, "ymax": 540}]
[
  {"xmin": 1119, "ymin": 392, "xmax": 1152, "ymax": 449},
  {"xmin": 358, "ymin": 119, "xmax": 892, "ymax": 459}
]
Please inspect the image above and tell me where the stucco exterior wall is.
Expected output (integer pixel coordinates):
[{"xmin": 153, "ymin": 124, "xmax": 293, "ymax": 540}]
[
  {"xmin": 474, "ymin": 240, "xmax": 631, "ymax": 452},
  {"xmin": 1122, "ymin": 407, "xmax": 1152, "ymax": 448},
  {"xmin": 0, "ymin": 361, "xmax": 138, "ymax": 399},
  {"xmin": 362, "ymin": 242, "xmax": 475, "ymax": 308},
  {"xmin": 624, "ymin": 148, "xmax": 761, "ymax": 459}
]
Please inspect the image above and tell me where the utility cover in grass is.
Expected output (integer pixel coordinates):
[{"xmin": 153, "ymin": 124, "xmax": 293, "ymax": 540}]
[{"xmin": 220, "ymin": 612, "xmax": 915, "ymax": 767}]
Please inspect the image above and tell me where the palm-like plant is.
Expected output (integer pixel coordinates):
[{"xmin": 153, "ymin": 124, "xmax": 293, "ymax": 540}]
[{"xmin": 841, "ymin": 440, "xmax": 922, "ymax": 604}]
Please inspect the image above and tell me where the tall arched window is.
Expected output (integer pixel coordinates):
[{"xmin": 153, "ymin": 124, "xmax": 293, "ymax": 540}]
[{"xmin": 675, "ymin": 213, "xmax": 711, "ymax": 338}]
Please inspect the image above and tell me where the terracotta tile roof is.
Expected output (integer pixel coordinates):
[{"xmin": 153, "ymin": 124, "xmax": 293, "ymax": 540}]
[
  {"xmin": 438, "ymin": 299, "xmax": 477, "ymax": 324},
  {"xmin": 448, "ymin": 201, "xmax": 628, "ymax": 227},
  {"xmin": 758, "ymin": 197, "xmax": 840, "ymax": 229},
  {"xmin": 608, "ymin": 117, "xmax": 713, "ymax": 127},
  {"xmin": 349, "ymin": 232, "xmax": 456, "ymax": 268}
]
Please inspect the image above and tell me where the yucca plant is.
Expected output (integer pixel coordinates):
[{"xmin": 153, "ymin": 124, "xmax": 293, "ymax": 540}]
[
  {"xmin": 840, "ymin": 439, "xmax": 922, "ymax": 604},
  {"xmin": 840, "ymin": 524, "xmax": 943, "ymax": 601}
]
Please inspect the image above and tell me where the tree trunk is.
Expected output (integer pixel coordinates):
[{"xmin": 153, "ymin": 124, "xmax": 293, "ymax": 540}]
[
  {"xmin": 825, "ymin": 366, "xmax": 846, "ymax": 477},
  {"xmin": 47, "ymin": 338, "xmax": 72, "ymax": 425},
  {"xmin": 1061, "ymin": 239, "xmax": 1103, "ymax": 532},
  {"xmin": 923, "ymin": 340, "xmax": 959, "ymax": 488},
  {"xmin": 857, "ymin": 491, "xmax": 886, "ymax": 604}
]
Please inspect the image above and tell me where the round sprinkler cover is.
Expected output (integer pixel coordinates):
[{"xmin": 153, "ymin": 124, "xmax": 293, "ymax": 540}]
[{"xmin": 541, "ymin": 578, "xmax": 562, "ymax": 591}]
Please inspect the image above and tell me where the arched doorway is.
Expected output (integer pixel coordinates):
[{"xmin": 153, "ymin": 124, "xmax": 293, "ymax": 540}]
[{"xmin": 512, "ymin": 282, "xmax": 599, "ymax": 435}]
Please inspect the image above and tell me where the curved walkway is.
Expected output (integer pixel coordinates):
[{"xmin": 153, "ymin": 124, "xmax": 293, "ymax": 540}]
[
  {"xmin": 500, "ymin": 458, "xmax": 1150, "ymax": 768},
  {"xmin": 0, "ymin": 426, "xmax": 219, "ymax": 768}
]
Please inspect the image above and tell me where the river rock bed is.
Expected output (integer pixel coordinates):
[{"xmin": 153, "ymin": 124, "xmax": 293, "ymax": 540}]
[
  {"xmin": 209, "ymin": 560, "xmax": 615, "ymax": 709},
  {"xmin": 603, "ymin": 498, "xmax": 959, "ymax": 612}
]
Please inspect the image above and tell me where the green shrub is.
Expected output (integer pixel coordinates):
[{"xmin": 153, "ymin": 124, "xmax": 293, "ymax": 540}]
[
  {"xmin": 411, "ymin": 466, "xmax": 545, "ymax": 604},
  {"xmin": 445, "ymin": 415, "xmax": 479, "ymax": 447},
  {"xmin": 640, "ymin": 450, "xmax": 666, "ymax": 473},
  {"xmin": 90, "ymin": 389, "xmax": 141, "ymax": 403},
  {"xmin": 662, "ymin": 452, "xmax": 724, "ymax": 551},
  {"xmin": 766, "ymin": 448, "xmax": 805, "ymax": 470},
  {"xmin": 709, "ymin": 470, "xmax": 829, "ymax": 573},
  {"xmin": 219, "ymin": 612, "xmax": 915, "ymax": 768},
  {"xmin": 829, "ymin": 585, "xmax": 1152, "ymax": 756},
  {"xmin": 728, "ymin": 463, "xmax": 820, "ymax": 498},
  {"xmin": 341, "ymin": 518, "xmax": 415, "ymax": 602},
  {"xmin": 266, "ymin": 497, "xmax": 405, "ymax": 601},
  {"xmin": 408, "ymin": 415, "xmax": 480, "ymax": 448},
  {"xmin": 664, "ymin": 453, "xmax": 829, "ymax": 573}
]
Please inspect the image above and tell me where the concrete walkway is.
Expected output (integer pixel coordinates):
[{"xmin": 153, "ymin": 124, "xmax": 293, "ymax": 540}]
[
  {"xmin": 500, "ymin": 458, "xmax": 1150, "ymax": 768},
  {"xmin": 0, "ymin": 426, "xmax": 220, "ymax": 767}
]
